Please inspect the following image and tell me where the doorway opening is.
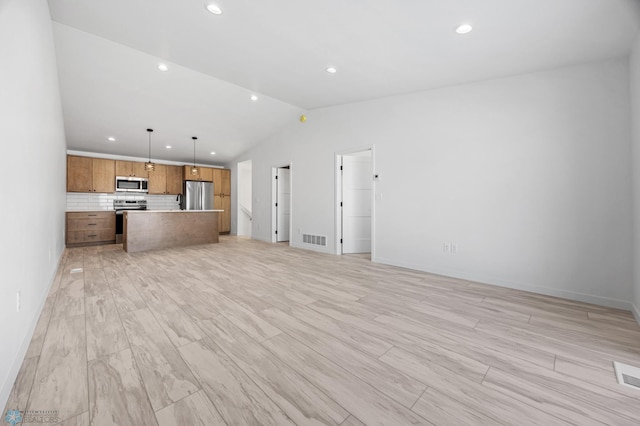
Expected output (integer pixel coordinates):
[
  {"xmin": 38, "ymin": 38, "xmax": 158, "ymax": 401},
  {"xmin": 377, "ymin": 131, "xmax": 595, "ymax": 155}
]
[
  {"xmin": 237, "ymin": 160, "xmax": 252, "ymax": 237},
  {"xmin": 336, "ymin": 148, "xmax": 374, "ymax": 257},
  {"xmin": 272, "ymin": 164, "xmax": 292, "ymax": 243}
]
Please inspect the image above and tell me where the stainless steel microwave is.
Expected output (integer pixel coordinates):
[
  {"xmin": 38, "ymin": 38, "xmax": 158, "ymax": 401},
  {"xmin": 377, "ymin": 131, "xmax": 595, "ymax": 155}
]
[{"xmin": 115, "ymin": 176, "xmax": 149, "ymax": 193}]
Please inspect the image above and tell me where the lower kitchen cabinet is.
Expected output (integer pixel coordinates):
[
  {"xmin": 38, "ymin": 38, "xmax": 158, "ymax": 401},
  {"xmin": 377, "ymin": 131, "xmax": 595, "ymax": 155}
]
[
  {"xmin": 214, "ymin": 194, "xmax": 231, "ymax": 233},
  {"xmin": 66, "ymin": 211, "xmax": 115, "ymax": 247}
]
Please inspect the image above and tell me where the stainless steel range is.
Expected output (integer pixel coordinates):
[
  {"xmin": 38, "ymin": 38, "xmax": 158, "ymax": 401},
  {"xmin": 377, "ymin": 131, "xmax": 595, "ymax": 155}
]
[{"xmin": 114, "ymin": 200, "xmax": 147, "ymax": 243}]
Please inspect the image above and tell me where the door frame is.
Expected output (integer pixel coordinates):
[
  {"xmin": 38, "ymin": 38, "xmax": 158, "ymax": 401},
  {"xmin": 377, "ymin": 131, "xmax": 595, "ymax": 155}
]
[
  {"xmin": 271, "ymin": 162, "xmax": 293, "ymax": 244},
  {"xmin": 335, "ymin": 145, "xmax": 376, "ymax": 257}
]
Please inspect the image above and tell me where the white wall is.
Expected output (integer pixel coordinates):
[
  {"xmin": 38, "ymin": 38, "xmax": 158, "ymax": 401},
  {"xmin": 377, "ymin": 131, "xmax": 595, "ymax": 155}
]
[
  {"xmin": 237, "ymin": 160, "xmax": 252, "ymax": 236},
  {"xmin": 631, "ymin": 33, "xmax": 640, "ymax": 322},
  {"xmin": 232, "ymin": 59, "xmax": 633, "ymax": 310},
  {"xmin": 0, "ymin": 0, "xmax": 67, "ymax": 409}
]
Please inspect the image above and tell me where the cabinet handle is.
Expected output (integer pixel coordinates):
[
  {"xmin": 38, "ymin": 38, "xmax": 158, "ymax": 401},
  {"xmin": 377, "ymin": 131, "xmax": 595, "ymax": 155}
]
[
  {"xmin": 88, "ymin": 234, "xmax": 97, "ymax": 238},
  {"xmin": 88, "ymin": 214, "xmax": 97, "ymax": 217},
  {"xmin": 88, "ymin": 223, "xmax": 97, "ymax": 226}
]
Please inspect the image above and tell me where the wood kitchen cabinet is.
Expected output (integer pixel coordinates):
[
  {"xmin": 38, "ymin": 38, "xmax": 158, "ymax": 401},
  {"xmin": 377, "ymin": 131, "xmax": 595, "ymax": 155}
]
[
  {"xmin": 66, "ymin": 211, "xmax": 115, "ymax": 247},
  {"xmin": 200, "ymin": 167, "xmax": 213, "ymax": 182},
  {"xmin": 116, "ymin": 160, "xmax": 148, "ymax": 178},
  {"xmin": 166, "ymin": 165, "xmax": 183, "ymax": 194},
  {"xmin": 67, "ymin": 156, "xmax": 115, "ymax": 193},
  {"xmin": 214, "ymin": 193, "xmax": 231, "ymax": 233},
  {"xmin": 183, "ymin": 166, "xmax": 213, "ymax": 182},
  {"xmin": 213, "ymin": 168, "xmax": 231, "ymax": 233},
  {"xmin": 148, "ymin": 164, "xmax": 183, "ymax": 195},
  {"xmin": 147, "ymin": 164, "xmax": 167, "ymax": 194}
]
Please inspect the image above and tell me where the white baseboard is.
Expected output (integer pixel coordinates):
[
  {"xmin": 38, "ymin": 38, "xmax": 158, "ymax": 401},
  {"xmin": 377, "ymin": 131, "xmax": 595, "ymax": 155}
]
[
  {"xmin": 372, "ymin": 256, "xmax": 633, "ymax": 312},
  {"xmin": 0, "ymin": 249, "xmax": 65, "ymax": 413}
]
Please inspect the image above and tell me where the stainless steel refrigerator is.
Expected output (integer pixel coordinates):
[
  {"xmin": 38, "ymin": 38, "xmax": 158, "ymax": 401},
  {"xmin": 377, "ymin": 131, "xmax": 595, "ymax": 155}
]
[{"xmin": 183, "ymin": 181, "xmax": 213, "ymax": 210}]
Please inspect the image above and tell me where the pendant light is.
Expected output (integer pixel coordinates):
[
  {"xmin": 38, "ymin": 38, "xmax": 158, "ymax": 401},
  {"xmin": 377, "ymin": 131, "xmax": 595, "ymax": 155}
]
[
  {"xmin": 145, "ymin": 128, "xmax": 155, "ymax": 172},
  {"xmin": 191, "ymin": 136, "xmax": 199, "ymax": 175}
]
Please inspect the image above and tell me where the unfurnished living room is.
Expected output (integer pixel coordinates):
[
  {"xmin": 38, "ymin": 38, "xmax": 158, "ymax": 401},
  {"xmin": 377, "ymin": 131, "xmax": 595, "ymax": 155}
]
[{"xmin": 2, "ymin": 0, "xmax": 640, "ymax": 425}]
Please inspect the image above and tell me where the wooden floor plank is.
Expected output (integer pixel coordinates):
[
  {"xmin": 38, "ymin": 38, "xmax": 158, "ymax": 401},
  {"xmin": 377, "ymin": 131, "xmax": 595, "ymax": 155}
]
[
  {"xmin": 2, "ymin": 356, "xmax": 39, "ymax": 413},
  {"xmin": 120, "ymin": 308, "xmax": 200, "ymax": 411},
  {"xmin": 262, "ymin": 333, "xmax": 430, "ymax": 426},
  {"xmin": 261, "ymin": 307, "xmax": 426, "ymax": 408},
  {"xmin": 178, "ymin": 339, "xmax": 296, "ymax": 426},
  {"xmin": 27, "ymin": 316, "xmax": 88, "ymax": 423},
  {"xmin": 85, "ymin": 292, "xmax": 129, "ymax": 361},
  {"xmin": 88, "ymin": 348, "xmax": 157, "ymax": 426},
  {"xmin": 155, "ymin": 391, "xmax": 226, "ymax": 426},
  {"xmin": 199, "ymin": 315, "xmax": 350, "ymax": 425}
]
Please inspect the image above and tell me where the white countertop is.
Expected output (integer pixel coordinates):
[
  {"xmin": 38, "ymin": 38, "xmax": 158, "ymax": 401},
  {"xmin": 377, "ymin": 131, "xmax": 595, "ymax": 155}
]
[{"xmin": 126, "ymin": 209, "xmax": 224, "ymax": 213}]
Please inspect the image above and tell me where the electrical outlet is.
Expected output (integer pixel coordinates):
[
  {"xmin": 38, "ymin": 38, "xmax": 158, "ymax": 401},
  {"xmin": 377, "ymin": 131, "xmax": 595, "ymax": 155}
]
[
  {"xmin": 451, "ymin": 244, "xmax": 457, "ymax": 254},
  {"xmin": 16, "ymin": 291, "xmax": 21, "ymax": 312},
  {"xmin": 443, "ymin": 243, "xmax": 450, "ymax": 253}
]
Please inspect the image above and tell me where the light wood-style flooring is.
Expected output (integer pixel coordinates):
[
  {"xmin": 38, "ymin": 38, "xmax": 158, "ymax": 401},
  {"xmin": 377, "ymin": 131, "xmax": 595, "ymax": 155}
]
[{"xmin": 5, "ymin": 237, "xmax": 640, "ymax": 425}]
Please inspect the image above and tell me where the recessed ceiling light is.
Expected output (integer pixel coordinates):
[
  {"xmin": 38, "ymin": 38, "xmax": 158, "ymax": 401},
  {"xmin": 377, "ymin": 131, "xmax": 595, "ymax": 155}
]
[
  {"xmin": 325, "ymin": 66, "xmax": 337, "ymax": 74},
  {"xmin": 165, "ymin": 145, "xmax": 172, "ymax": 149},
  {"xmin": 107, "ymin": 137, "xmax": 116, "ymax": 142},
  {"xmin": 158, "ymin": 63, "xmax": 169, "ymax": 72},
  {"xmin": 210, "ymin": 152, "xmax": 216, "ymax": 155},
  {"xmin": 205, "ymin": 3, "xmax": 222, "ymax": 15},
  {"xmin": 456, "ymin": 24, "xmax": 473, "ymax": 34},
  {"xmin": 250, "ymin": 95, "xmax": 258, "ymax": 101}
]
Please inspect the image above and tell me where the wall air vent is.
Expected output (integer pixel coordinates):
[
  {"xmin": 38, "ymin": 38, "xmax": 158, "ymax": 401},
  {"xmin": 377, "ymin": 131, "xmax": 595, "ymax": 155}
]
[
  {"xmin": 613, "ymin": 361, "xmax": 640, "ymax": 390},
  {"xmin": 303, "ymin": 234, "xmax": 327, "ymax": 246}
]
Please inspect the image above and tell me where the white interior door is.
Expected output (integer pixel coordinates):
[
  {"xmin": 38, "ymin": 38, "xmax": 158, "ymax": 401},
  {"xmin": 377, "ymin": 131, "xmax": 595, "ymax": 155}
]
[
  {"xmin": 342, "ymin": 153, "xmax": 372, "ymax": 253},
  {"xmin": 276, "ymin": 168, "xmax": 291, "ymax": 242}
]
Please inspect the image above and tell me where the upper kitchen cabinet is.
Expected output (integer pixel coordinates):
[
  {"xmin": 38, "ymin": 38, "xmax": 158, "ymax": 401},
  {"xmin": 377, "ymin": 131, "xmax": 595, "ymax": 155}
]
[
  {"xmin": 147, "ymin": 164, "xmax": 167, "ymax": 194},
  {"xmin": 220, "ymin": 169, "xmax": 231, "ymax": 195},
  {"xmin": 166, "ymin": 165, "xmax": 183, "ymax": 195},
  {"xmin": 67, "ymin": 156, "xmax": 115, "ymax": 193},
  {"xmin": 148, "ymin": 164, "xmax": 183, "ymax": 195},
  {"xmin": 67, "ymin": 156, "xmax": 92, "ymax": 192},
  {"xmin": 116, "ymin": 160, "xmax": 148, "ymax": 178},
  {"xmin": 200, "ymin": 167, "xmax": 213, "ymax": 182},
  {"xmin": 183, "ymin": 166, "xmax": 213, "ymax": 182},
  {"xmin": 212, "ymin": 168, "xmax": 231, "ymax": 195},
  {"xmin": 92, "ymin": 158, "xmax": 116, "ymax": 192}
]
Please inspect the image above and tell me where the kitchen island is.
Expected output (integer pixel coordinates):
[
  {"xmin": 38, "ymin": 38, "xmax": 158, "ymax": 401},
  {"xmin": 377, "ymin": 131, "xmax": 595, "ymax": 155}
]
[{"xmin": 123, "ymin": 210, "xmax": 222, "ymax": 253}]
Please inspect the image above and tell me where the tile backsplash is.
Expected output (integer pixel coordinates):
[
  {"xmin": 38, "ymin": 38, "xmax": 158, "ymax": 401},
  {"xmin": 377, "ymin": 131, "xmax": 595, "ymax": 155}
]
[{"xmin": 67, "ymin": 192, "xmax": 181, "ymax": 211}]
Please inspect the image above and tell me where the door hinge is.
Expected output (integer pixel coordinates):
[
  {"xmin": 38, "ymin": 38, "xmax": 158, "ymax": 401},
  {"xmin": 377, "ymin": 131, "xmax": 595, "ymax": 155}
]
[
  {"xmin": 275, "ymin": 175, "xmax": 278, "ymax": 179},
  {"xmin": 275, "ymin": 230, "xmax": 278, "ymax": 234},
  {"xmin": 340, "ymin": 238, "xmax": 343, "ymax": 244},
  {"xmin": 275, "ymin": 202, "xmax": 278, "ymax": 207},
  {"xmin": 340, "ymin": 202, "xmax": 343, "ymax": 207},
  {"xmin": 340, "ymin": 165, "xmax": 343, "ymax": 171}
]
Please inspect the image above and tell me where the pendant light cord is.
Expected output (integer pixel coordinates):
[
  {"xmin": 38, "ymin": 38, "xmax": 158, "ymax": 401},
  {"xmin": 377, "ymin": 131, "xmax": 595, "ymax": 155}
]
[
  {"xmin": 147, "ymin": 128, "xmax": 154, "ymax": 163},
  {"xmin": 192, "ymin": 136, "xmax": 197, "ymax": 168}
]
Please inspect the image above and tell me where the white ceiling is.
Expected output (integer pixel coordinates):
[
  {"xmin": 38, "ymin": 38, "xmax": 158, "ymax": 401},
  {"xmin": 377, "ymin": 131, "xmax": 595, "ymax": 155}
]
[{"xmin": 49, "ymin": 0, "xmax": 640, "ymax": 163}]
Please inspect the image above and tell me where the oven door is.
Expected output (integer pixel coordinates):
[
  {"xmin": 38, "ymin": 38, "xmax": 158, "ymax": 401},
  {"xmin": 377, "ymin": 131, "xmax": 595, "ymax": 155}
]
[{"xmin": 115, "ymin": 211, "xmax": 124, "ymax": 243}]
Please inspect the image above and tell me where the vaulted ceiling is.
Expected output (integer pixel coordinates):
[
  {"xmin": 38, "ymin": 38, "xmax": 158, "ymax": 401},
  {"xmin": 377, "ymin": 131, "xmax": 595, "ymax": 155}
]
[{"xmin": 49, "ymin": 0, "xmax": 640, "ymax": 164}]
